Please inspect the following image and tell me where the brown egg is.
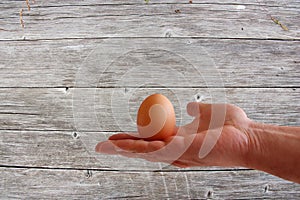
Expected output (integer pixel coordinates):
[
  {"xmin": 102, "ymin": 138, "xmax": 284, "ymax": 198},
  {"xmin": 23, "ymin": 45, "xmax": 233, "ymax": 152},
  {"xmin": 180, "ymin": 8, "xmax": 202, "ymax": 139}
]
[{"xmin": 137, "ymin": 94, "xmax": 176, "ymax": 140}]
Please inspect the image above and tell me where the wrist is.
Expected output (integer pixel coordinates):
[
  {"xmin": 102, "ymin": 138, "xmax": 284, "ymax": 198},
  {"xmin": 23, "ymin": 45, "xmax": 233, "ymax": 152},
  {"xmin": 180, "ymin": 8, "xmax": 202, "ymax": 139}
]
[
  {"xmin": 243, "ymin": 121, "xmax": 300, "ymax": 183},
  {"xmin": 243, "ymin": 121, "xmax": 267, "ymax": 169}
]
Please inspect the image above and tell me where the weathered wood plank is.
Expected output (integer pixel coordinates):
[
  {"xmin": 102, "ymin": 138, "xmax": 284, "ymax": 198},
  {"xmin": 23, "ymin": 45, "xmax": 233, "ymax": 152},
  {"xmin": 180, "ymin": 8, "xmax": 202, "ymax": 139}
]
[
  {"xmin": 1, "ymin": 168, "xmax": 300, "ymax": 199},
  {"xmin": 0, "ymin": 3, "xmax": 299, "ymax": 40},
  {"xmin": 0, "ymin": 88, "xmax": 299, "ymax": 132},
  {"xmin": 2, "ymin": 0, "xmax": 300, "ymax": 6},
  {"xmin": 0, "ymin": 130, "xmax": 124, "ymax": 170},
  {"xmin": 1, "ymin": 39, "xmax": 299, "ymax": 88}
]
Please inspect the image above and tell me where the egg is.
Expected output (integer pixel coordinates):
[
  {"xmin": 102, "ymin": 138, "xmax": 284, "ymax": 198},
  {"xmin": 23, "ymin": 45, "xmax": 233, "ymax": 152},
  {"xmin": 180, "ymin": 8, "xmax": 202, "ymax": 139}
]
[{"xmin": 137, "ymin": 93, "xmax": 176, "ymax": 140}]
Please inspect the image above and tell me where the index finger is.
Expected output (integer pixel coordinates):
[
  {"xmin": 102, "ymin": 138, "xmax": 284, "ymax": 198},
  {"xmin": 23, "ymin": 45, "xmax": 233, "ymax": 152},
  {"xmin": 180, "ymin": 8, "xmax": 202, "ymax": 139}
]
[
  {"xmin": 95, "ymin": 139, "xmax": 165, "ymax": 154},
  {"xmin": 109, "ymin": 133, "xmax": 140, "ymax": 140},
  {"xmin": 111, "ymin": 139, "xmax": 165, "ymax": 153}
]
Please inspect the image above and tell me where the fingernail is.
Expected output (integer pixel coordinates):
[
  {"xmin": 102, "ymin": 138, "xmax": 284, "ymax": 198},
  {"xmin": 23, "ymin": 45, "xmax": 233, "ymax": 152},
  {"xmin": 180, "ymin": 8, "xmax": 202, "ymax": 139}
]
[{"xmin": 95, "ymin": 142, "xmax": 116, "ymax": 154}]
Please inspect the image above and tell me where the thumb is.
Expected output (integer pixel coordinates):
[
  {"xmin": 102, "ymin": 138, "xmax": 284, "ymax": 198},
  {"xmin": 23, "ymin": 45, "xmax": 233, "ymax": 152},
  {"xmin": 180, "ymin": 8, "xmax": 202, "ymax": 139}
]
[{"xmin": 187, "ymin": 102, "xmax": 209, "ymax": 117}]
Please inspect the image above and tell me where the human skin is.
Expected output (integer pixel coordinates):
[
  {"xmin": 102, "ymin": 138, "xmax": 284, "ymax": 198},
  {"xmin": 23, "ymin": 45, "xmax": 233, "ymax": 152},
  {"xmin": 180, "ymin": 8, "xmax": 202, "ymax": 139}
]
[{"xmin": 95, "ymin": 102, "xmax": 300, "ymax": 184}]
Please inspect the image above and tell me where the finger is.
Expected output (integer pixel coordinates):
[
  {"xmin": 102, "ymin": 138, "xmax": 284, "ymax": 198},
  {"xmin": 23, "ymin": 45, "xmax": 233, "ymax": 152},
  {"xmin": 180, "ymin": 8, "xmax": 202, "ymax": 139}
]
[
  {"xmin": 187, "ymin": 103, "xmax": 227, "ymax": 130},
  {"xmin": 110, "ymin": 139, "xmax": 137, "ymax": 152},
  {"xmin": 145, "ymin": 136, "xmax": 187, "ymax": 164},
  {"xmin": 109, "ymin": 133, "xmax": 140, "ymax": 140},
  {"xmin": 172, "ymin": 160, "xmax": 189, "ymax": 168},
  {"xmin": 100, "ymin": 141, "xmax": 142, "ymax": 158},
  {"xmin": 118, "ymin": 140, "xmax": 167, "ymax": 161},
  {"xmin": 178, "ymin": 119, "xmax": 201, "ymax": 135},
  {"xmin": 95, "ymin": 141, "xmax": 120, "ymax": 154},
  {"xmin": 147, "ymin": 140, "xmax": 165, "ymax": 152},
  {"xmin": 186, "ymin": 102, "xmax": 209, "ymax": 117},
  {"xmin": 112, "ymin": 139, "xmax": 166, "ymax": 153},
  {"xmin": 95, "ymin": 140, "xmax": 145, "ymax": 159},
  {"xmin": 118, "ymin": 151, "xmax": 139, "ymax": 158},
  {"xmin": 133, "ymin": 141, "xmax": 166, "ymax": 162}
]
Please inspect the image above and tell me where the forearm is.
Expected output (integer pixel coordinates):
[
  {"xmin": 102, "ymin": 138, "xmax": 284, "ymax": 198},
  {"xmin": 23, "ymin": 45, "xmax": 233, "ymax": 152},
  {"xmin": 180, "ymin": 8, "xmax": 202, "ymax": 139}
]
[{"xmin": 245, "ymin": 121, "xmax": 300, "ymax": 184}]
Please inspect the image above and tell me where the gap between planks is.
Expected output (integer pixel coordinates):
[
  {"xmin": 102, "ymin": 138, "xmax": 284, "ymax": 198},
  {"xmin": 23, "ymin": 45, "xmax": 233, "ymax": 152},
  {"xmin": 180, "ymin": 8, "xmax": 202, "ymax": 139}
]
[
  {"xmin": 0, "ymin": 86, "xmax": 299, "ymax": 89},
  {"xmin": 0, "ymin": 165, "xmax": 253, "ymax": 173},
  {"xmin": 1, "ymin": 37, "xmax": 300, "ymax": 42}
]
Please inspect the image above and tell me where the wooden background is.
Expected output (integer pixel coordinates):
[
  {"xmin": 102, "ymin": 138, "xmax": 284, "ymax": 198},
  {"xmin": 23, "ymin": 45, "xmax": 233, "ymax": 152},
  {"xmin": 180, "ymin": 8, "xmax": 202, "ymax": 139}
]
[{"xmin": 1, "ymin": 0, "xmax": 300, "ymax": 199}]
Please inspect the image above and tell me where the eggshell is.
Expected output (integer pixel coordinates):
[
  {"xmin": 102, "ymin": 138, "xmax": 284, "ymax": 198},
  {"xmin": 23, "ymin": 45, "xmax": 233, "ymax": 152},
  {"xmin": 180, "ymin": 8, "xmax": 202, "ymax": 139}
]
[{"xmin": 137, "ymin": 94, "xmax": 176, "ymax": 140}]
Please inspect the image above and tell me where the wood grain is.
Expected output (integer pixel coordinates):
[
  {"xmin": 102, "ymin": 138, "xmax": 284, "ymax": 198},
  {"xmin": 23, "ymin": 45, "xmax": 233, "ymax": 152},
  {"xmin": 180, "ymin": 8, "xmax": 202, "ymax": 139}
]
[
  {"xmin": 2, "ymin": 0, "xmax": 299, "ymax": 6},
  {"xmin": 1, "ymin": 167, "xmax": 300, "ymax": 199},
  {"xmin": 0, "ymin": 88, "xmax": 299, "ymax": 132},
  {"xmin": 0, "ymin": 39, "xmax": 299, "ymax": 88},
  {"xmin": 0, "ymin": 3, "xmax": 299, "ymax": 40}
]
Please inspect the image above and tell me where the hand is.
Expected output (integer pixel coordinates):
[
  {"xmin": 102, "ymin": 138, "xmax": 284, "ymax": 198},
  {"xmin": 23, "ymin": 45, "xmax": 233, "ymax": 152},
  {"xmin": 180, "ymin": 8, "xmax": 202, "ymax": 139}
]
[{"xmin": 95, "ymin": 102, "xmax": 252, "ymax": 168}]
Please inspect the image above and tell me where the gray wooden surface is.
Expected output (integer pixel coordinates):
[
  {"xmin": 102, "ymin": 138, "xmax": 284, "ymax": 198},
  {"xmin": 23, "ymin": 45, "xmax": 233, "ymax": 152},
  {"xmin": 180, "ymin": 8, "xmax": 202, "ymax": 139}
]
[{"xmin": 1, "ymin": 0, "xmax": 300, "ymax": 199}]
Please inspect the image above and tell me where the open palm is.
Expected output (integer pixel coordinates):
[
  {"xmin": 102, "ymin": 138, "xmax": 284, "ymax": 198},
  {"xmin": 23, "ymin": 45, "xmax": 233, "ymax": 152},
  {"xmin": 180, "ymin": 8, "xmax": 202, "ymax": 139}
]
[{"xmin": 96, "ymin": 102, "xmax": 252, "ymax": 168}]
